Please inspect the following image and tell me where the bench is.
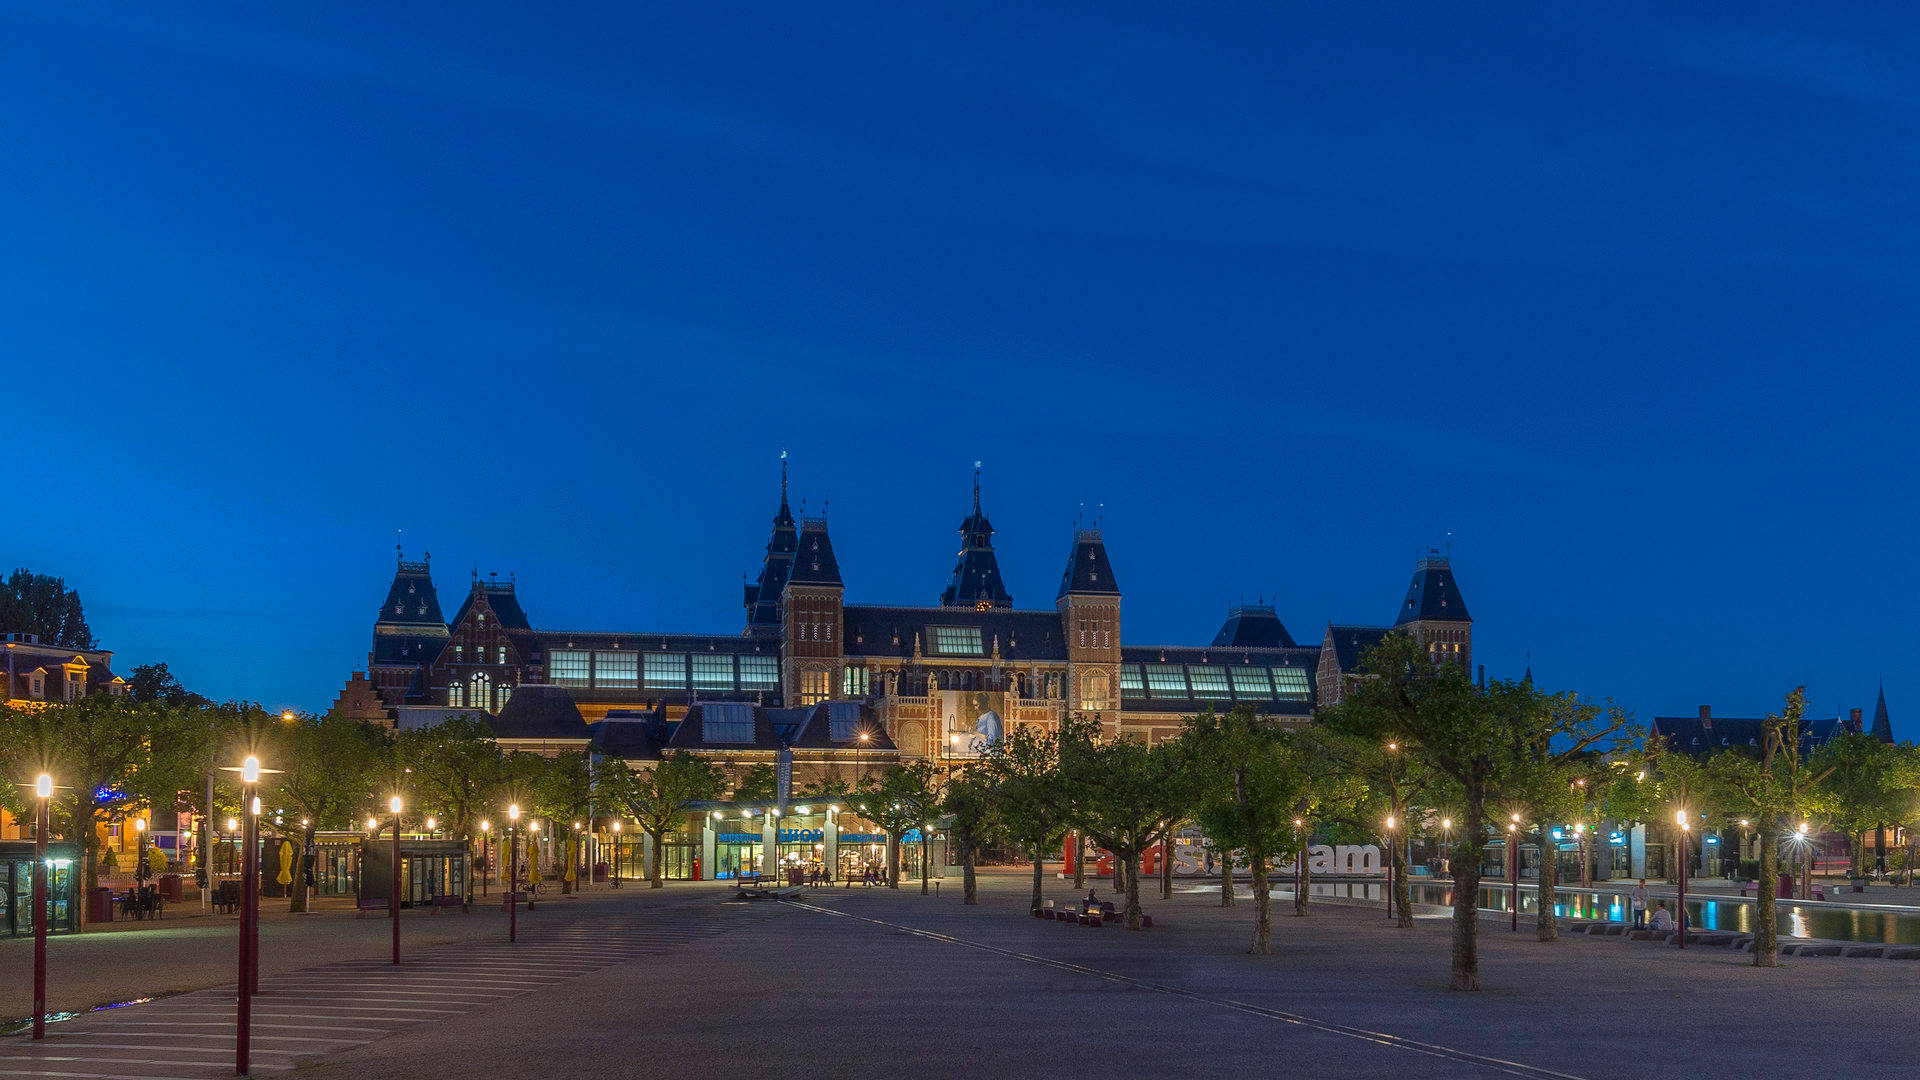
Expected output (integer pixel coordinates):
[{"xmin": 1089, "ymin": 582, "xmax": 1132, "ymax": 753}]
[
  {"xmin": 356, "ymin": 897, "xmax": 390, "ymax": 918},
  {"xmin": 1740, "ymin": 882, "xmax": 1827, "ymax": 901},
  {"xmin": 428, "ymin": 895, "xmax": 464, "ymax": 914}
]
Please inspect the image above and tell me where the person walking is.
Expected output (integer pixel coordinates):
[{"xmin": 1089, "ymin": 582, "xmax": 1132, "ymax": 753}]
[{"xmin": 1630, "ymin": 879, "xmax": 1649, "ymax": 929}]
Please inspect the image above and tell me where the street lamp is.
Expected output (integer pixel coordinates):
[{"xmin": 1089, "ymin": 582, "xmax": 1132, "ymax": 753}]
[
  {"xmin": 507, "ymin": 804, "xmax": 522, "ymax": 940},
  {"xmin": 216, "ymin": 751, "xmax": 280, "ymax": 1075},
  {"xmin": 527, "ymin": 819, "xmax": 540, "ymax": 909},
  {"xmin": 388, "ymin": 795, "xmax": 403, "ymax": 965},
  {"xmin": 134, "ymin": 817, "xmax": 149, "ymax": 890},
  {"xmin": 1574, "ymin": 823, "xmax": 1588, "ymax": 888},
  {"xmin": 31, "ymin": 773, "xmax": 53, "ymax": 1040},
  {"xmin": 1292, "ymin": 818, "xmax": 1305, "ymax": 913},
  {"xmin": 611, "ymin": 820, "xmax": 622, "ymax": 889},
  {"xmin": 1384, "ymin": 815, "xmax": 1398, "ymax": 922},
  {"xmin": 1508, "ymin": 817, "xmax": 1520, "ymax": 932},
  {"xmin": 1441, "ymin": 817, "xmax": 1453, "ymax": 879},
  {"xmin": 479, "ymin": 820, "xmax": 491, "ymax": 898},
  {"xmin": 1676, "ymin": 810, "xmax": 1690, "ymax": 948}
]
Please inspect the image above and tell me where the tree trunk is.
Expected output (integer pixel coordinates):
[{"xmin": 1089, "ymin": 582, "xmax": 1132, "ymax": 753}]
[
  {"xmin": 887, "ymin": 834, "xmax": 900, "ymax": 888},
  {"xmin": 1122, "ymin": 849, "xmax": 1144, "ymax": 930},
  {"xmin": 1753, "ymin": 828, "xmax": 1779, "ymax": 966},
  {"xmin": 1295, "ymin": 834, "xmax": 1312, "ymax": 917},
  {"xmin": 1219, "ymin": 850, "xmax": 1236, "ymax": 907},
  {"xmin": 962, "ymin": 838, "xmax": 977, "ymax": 905},
  {"xmin": 1449, "ymin": 793, "xmax": 1485, "ymax": 991},
  {"xmin": 1029, "ymin": 845, "xmax": 1045, "ymax": 914},
  {"xmin": 1073, "ymin": 832, "xmax": 1085, "ymax": 890},
  {"xmin": 289, "ymin": 835, "xmax": 310, "ymax": 913},
  {"xmin": 650, "ymin": 828, "xmax": 666, "ymax": 888},
  {"xmin": 1393, "ymin": 828, "xmax": 1413, "ymax": 929},
  {"xmin": 1250, "ymin": 849, "xmax": 1271, "ymax": 954},
  {"xmin": 1535, "ymin": 826, "xmax": 1558, "ymax": 940}
]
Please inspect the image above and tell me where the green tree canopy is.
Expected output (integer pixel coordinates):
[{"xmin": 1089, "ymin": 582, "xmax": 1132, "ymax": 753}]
[
  {"xmin": 1058, "ymin": 716, "xmax": 1198, "ymax": 930},
  {"xmin": 1185, "ymin": 705, "xmax": 1308, "ymax": 952},
  {"xmin": 0, "ymin": 569, "xmax": 92, "ymax": 648}
]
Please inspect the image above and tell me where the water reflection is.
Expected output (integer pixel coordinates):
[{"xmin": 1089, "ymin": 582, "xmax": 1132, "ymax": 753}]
[{"xmin": 1397, "ymin": 883, "xmax": 1919, "ymax": 944}]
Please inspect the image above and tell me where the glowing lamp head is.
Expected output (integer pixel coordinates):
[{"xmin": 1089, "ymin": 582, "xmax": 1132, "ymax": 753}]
[
  {"xmin": 425, "ymin": 817, "xmax": 436, "ymax": 830},
  {"xmin": 712, "ymin": 810, "xmax": 722, "ymax": 819},
  {"xmin": 480, "ymin": 820, "xmax": 491, "ymax": 832},
  {"xmin": 242, "ymin": 756, "xmax": 260, "ymax": 784},
  {"xmin": 366, "ymin": 817, "xmax": 377, "ymax": 831},
  {"xmin": 859, "ymin": 732, "xmax": 870, "ymax": 742},
  {"xmin": 1740, "ymin": 819, "xmax": 1750, "ymax": 827},
  {"xmin": 1798, "ymin": 822, "xmax": 1809, "ymax": 836},
  {"xmin": 1386, "ymin": 742, "xmax": 1397, "ymax": 751},
  {"xmin": 1293, "ymin": 818, "xmax": 1302, "ymax": 827},
  {"xmin": 281, "ymin": 711, "xmax": 294, "ymax": 722},
  {"xmin": 1574, "ymin": 823, "xmax": 1584, "ymax": 834},
  {"xmin": 1510, "ymin": 812, "xmax": 1520, "ymax": 823},
  {"xmin": 1442, "ymin": 818, "xmax": 1452, "ymax": 830},
  {"xmin": 134, "ymin": 818, "xmax": 146, "ymax": 833},
  {"xmin": 389, "ymin": 795, "xmax": 403, "ymax": 814},
  {"xmin": 1385, "ymin": 816, "xmax": 1396, "ymax": 830},
  {"xmin": 529, "ymin": 821, "xmax": 539, "ymax": 833},
  {"xmin": 1508, "ymin": 823, "xmax": 1517, "ymax": 833},
  {"xmin": 230, "ymin": 818, "xmax": 241, "ymax": 832},
  {"xmin": 35, "ymin": 773, "xmax": 53, "ymax": 799},
  {"xmin": 612, "ymin": 820, "xmax": 621, "ymax": 833},
  {"xmin": 508, "ymin": 804, "xmax": 520, "ymax": 822}
]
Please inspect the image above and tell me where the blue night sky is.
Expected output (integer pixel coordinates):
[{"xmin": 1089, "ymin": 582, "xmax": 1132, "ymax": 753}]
[{"xmin": 5, "ymin": 4, "xmax": 1915, "ymax": 731}]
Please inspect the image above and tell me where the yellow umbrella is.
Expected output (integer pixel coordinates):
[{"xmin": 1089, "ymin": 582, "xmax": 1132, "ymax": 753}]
[
  {"xmin": 276, "ymin": 841, "xmax": 294, "ymax": 887},
  {"xmin": 527, "ymin": 856, "xmax": 542, "ymax": 887},
  {"xmin": 563, "ymin": 840, "xmax": 577, "ymax": 883}
]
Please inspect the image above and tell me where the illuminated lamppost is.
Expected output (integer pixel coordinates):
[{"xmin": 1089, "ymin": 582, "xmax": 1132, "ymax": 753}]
[
  {"xmin": 384, "ymin": 797, "xmax": 401, "ymax": 960},
  {"xmin": 611, "ymin": 820, "xmax": 623, "ymax": 889},
  {"xmin": 1574, "ymin": 823, "xmax": 1588, "ymax": 889},
  {"xmin": 1676, "ymin": 810, "xmax": 1690, "ymax": 948},
  {"xmin": 1508, "ymin": 815, "xmax": 1520, "ymax": 932},
  {"xmin": 1292, "ymin": 818, "xmax": 1305, "ymax": 914},
  {"xmin": 134, "ymin": 816, "xmax": 149, "ymax": 892},
  {"xmin": 31, "ymin": 773, "xmax": 52, "ymax": 1040},
  {"xmin": 571, "ymin": 821, "xmax": 583, "ymax": 893},
  {"xmin": 1384, "ymin": 815, "xmax": 1398, "ymax": 922},
  {"xmin": 506, "ymin": 805, "xmax": 521, "ymax": 941},
  {"xmin": 1797, "ymin": 821, "xmax": 1812, "ymax": 901},
  {"xmin": 479, "ymin": 820, "xmax": 491, "ymax": 898},
  {"xmin": 527, "ymin": 819, "xmax": 540, "ymax": 908},
  {"xmin": 1441, "ymin": 817, "xmax": 1453, "ymax": 879},
  {"xmin": 215, "ymin": 753, "xmax": 279, "ymax": 1075}
]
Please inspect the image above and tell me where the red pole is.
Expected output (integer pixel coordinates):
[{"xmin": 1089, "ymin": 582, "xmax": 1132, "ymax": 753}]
[
  {"xmin": 1385, "ymin": 830, "xmax": 1394, "ymax": 921},
  {"xmin": 508, "ymin": 827, "xmax": 518, "ymax": 943},
  {"xmin": 391, "ymin": 816, "xmax": 401, "ymax": 965},
  {"xmin": 32, "ymin": 795, "xmax": 48, "ymax": 1041},
  {"xmin": 237, "ymin": 785, "xmax": 255, "ymax": 1075},
  {"xmin": 1510, "ymin": 833, "xmax": 1519, "ymax": 932},
  {"xmin": 1677, "ymin": 831, "xmax": 1689, "ymax": 949}
]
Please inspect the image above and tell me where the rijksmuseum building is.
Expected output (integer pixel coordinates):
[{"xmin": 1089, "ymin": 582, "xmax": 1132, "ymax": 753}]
[{"xmin": 335, "ymin": 465, "xmax": 1472, "ymax": 880}]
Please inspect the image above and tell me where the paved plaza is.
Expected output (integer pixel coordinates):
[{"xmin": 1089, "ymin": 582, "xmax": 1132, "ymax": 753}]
[{"xmin": 5, "ymin": 870, "xmax": 1919, "ymax": 1079}]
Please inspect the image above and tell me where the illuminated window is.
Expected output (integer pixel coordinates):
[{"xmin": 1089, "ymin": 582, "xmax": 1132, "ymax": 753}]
[
  {"xmin": 454, "ymin": 645, "xmax": 463, "ymax": 660},
  {"xmin": 692, "ymin": 654, "xmax": 734, "ymax": 692},
  {"xmin": 640, "ymin": 653, "xmax": 683, "ymax": 690},
  {"xmin": 1081, "ymin": 671, "xmax": 1111, "ymax": 711},
  {"xmin": 930, "ymin": 627, "xmax": 984, "ymax": 655},
  {"xmin": 448, "ymin": 682, "xmax": 466, "ymax": 708},
  {"xmin": 497, "ymin": 646, "xmax": 507, "ymax": 665},
  {"xmin": 738, "ymin": 655, "xmax": 779, "ymax": 691},
  {"xmin": 1119, "ymin": 665, "xmax": 1143, "ymax": 695},
  {"xmin": 470, "ymin": 671, "xmax": 492, "ymax": 712},
  {"xmin": 1145, "ymin": 665, "xmax": 1188, "ymax": 698},
  {"xmin": 1231, "ymin": 667, "xmax": 1273, "ymax": 699},
  {"xmin": 1271, "ymin": 667, "xmax": 1311, "ymax": 701},
  {"xmin": 496, "ymin": 684, "xmax": 512, "ymax": 710},
  {"xmin": 800, "ymin": 667, "xmax": 830, "ymax": 705},
  {"xmin": 702, "ymin": 702, "xmax": 756, "ymax": 743},
  {"xmin": 1186, "ymin": 666, "xmax": 1231, "ymax": 700},
  {"xmin": 843, "ymin": 665, "xmax": 869, "ymax": 696},
  {"xmin": 550, "ymin": 650, "xmax": 591, "ymax": 688}
]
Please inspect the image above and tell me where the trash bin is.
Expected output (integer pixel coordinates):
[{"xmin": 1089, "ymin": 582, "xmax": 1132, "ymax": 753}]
[
  {"xmin": 159, "ymin": 874, "xmax": 183, "ymax": 902},
  {"xmin": 88, "ymin": 886, "xmax": 115, "ymax": 924}
]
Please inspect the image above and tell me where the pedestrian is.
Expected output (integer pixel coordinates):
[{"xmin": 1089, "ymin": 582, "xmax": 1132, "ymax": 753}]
[
  {"xmin": 1630, "ymin": 879, "xmax": 1649, "ymax": 929},
  {"xmin": 1085, "ymin": 886, "xmax": 1099, "ymax": 907},
  {"xmin": 1648, "ymin": 902, "xmax": 1674, "ymax": 932}
]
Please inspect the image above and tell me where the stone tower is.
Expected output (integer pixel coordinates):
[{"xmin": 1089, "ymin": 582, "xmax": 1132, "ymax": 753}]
[
  {"xmin": 783, "ymin": 515, "xmax": 845, "ymax": 707},
  {"xmin": 1395, "ymin": 551, "xmax": 1471, "ymax": 674},
  {"xmin": 1056, "ymin": 527, "xmax": 1121, "ymax": 730}
]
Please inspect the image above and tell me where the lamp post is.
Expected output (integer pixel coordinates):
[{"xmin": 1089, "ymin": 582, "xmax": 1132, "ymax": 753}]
[
  {"xmin": 527, "ymin": 818, "xmax": 540, "ymax": 909},
  {"xmin": 611, "ymin": 820, "xmax": 622, "ymax": 889},
  {"xmin": 507, "ymin": 805, "xmax": 521, "ymax": 942},
  {"xmin": 1292, "ymin": 818, "xmax": 1304, "ymax": 914},
  {"xmin": 479, "ymin": 820, "xmax": 491, "ymax": 898},
  {"xmin": 1574, "ymin": 823, "xmax": 1588, "ymax": 889},
  {"xmin": 1797, "ymin": 821, "xmax": 1812, "ymax": 901},
  {"xmin": 216, "ymin": 753, "xmax": 276, "ymax": 1075},
  {"xmin": 1676, "ymin": 811, "xmax": 1690, "ymax": 949},
  {"xmin": 1508, "ymin": 816, "xmax": 1520, "ymax": 932},
  {"xmin": 387, "ymin": 795, "xmax": 404, "ymax": 963},
  {"xmin": 1384, "ymin": 815, "xmax": 1397, "ymax": 922},
  {"xmin": 31, "ymin": 773, "xmax": 52, "ymax": 1040},
  {"xmin": 1441, "ymin": 817, "xmax": 1452, "ymax": 879}
]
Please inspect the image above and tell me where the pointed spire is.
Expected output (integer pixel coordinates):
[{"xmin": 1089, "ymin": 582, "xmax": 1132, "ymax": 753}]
[
  {"xmin": 746, "ymin": 456, "xmax": 802, "ymax": 632},
  {"xmin": 1873, "ymin": 682, "xmax": 1893, "ymax": 743},
  {"xmin": 973, "ymin": 460, "xmax": 982, "ymax": 514},
  {"xmin": 944, "ymin": 464, "xmax": 1010, "ymax": 608},
  {"xmin": 1057, "ymin": 524, "xmax": 1121, "ymax": 601}
]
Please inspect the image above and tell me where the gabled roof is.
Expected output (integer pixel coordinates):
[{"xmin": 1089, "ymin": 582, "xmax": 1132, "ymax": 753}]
[
  {"xmin": 1396, "ymin": 553, "xmax": 1471, "ymax": 626},
  {"xmin": 941, "ymin": 467, "xmax": 1012, "ymax": 609},
  {"xmin": 787, "ymin": 700, "xmax": 898, "ymax": 750},
  {"xmin": 448, "ymin": 577, "xmax": 531, "ymax": 633},
  {"xmin": 589, "ymin": 711, "xmax": 668, "ymax": 760},
  {"xmin": 1325, "ymin": 624, "xmax": 1392, "ymax": 673},
  {"xmin": 487, "ymin": 685, "xmax": 590, "ymax": 742},
  {"xmin": 788, "ymin": 519, "xmax": 843, "ymax": 587},
  {"xmin": 667, "ymin": 701, "xmax": 786, "ymax": 751},
  {"xmin": 1056, "ymin": 529, "xmax": 1120, "ymax": 600},
  {"xmin": 842, "ymin": 605, "xmax": 1066, "ymax": 661},
  {"xmin": 1649, "ymin": 712, "xmax": 1847, "ymax": 759},
  {"xmin": 1210, "ymin": 603, "xmax": 1294, "ymax": 649}
]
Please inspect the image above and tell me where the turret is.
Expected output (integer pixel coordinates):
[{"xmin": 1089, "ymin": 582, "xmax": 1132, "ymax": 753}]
[
  {"xmin": 745, "ymin": 455, "xmax": 799, "ymax": 635},
  {"xmin": 1056, "ymin": 527, "xmax": 1121, "ymax": 723},
  {"xmin": 1395, "ymin": 550, "xmax": 1471, "ymax": 672},
  {"xmin": 369, "ymin": 548, "xmax": 449, "ymax": 704},
  {"xmin": 783, "ymin": 516, "xmax": 844, "ymax": 706},
  {"xmin": 941, "ymin": 464, "xmax": 1012, "ymax": 610}
]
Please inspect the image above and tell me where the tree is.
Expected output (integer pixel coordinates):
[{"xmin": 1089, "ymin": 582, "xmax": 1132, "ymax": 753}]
[
  {"xmin": 1296, "ymin": 719, "xmax": 1435, "ymax": 929},
  {"xmin": 599, "ymin": 753, "xmax": 726, "ymax": 888},
  {"xmin": 0, "ymin": 569, "xmax": 93, "ymax": 648},
  {"xmin": 866, "ymin": 762, "xmax": 940, "ymax": 889},
  {"xmin": 1186, "ymin": 705, "xmax": 1308, "ymax": 953},
  {"xmin": 941, "ymin": 771, "xmax": 1000, "ymax": 904},
  {"xmin": 982, "ymin": 722, "xmax": 1066, "ymax": 914},
  {"xmin": 1707, "ymin": 687, "xmax": 1834, "ymax": 966},
  {"xmin": 732, "ymin": 763, "xmax": 777, "ymax": 803},
  {"xmin": 398, "ymin": 715, "xmax": 504, "ymax": 902},
  {"xmin": 0, "ymin": 694, "xmax": 204, "ymax": 912},
  {"xmin": 1059, "ymin": 716, "xmax": 1197, "ymax": 930},
  {"xmin": 126, "ymin": 662, "xmax": 209, "ymax": 708},
  {"xmin": 272, "ymin": 711, "xmax": 389, "ymax": 911},
  {"xmin": 525, "ymin": 751, "xmax": 594, "ymax": 892},
  {"xmin": 1814, "ymin": 733, "xmax": 1901, "ymax": 877},
  {"xmin": 1497, "ymin": 694, "xmax": 1633, "ymax": 942}
]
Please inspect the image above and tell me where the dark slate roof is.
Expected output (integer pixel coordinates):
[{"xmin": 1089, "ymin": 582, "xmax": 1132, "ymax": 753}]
[
  {"xmin": 941, "ymin": 472, "xmax": 1012, "ymax": 609},
  {"xmin": 487, "ymin": 685, "xmax": 590, "ymax": 741},
  {"xmin": 1210, "ymin": 604, "xmax": 1295, "ymax": 649},
  {"xmin": 842, "ymin": 606, "xmax": 1067, "ymax": 661},
  {"xmin": 1326, "ymin": 624, "xmax": 1391, "ymax": 673},
  {"xmin": 1873, "ymin": 686, "xmax": 1894, "ymax": 743},
  {"xmin": 1650, "ymin": 713, "xmax": 1847, "ymax": 758},
  {"xmin": 1396, "ymin": 555, "xmax": 1471, "ymax": 626},
  {"xmin": 787, "ymin": 520, "xmax": 843, "ymax": 587},
  {"xmin": 1055, "ymin": 529, "xmax": 1120, "ymax": 600},
  {"xmin": 746, "ymin": 480, "xmax": 799, "ymax": 630},
  {"xmin": 667, "ymin": 702, "xmax": 786, "ymax": 751},
  {"xmin": 589, "ymin": 712, "xmax": 667, "ymax": 759},
  {"xmin": 371, "ymin": 627, "xmax": 447, "ymax": 666},
  {"xmin": 376, "ymin": 558, "xmax": 446, "ymax": 630},
  {"xmin": 532, "ymin": 630, "xmax": 778, "ymax": 655},
  {"xmin": 448, "ymin": 578, "xmax": 531, "ymax": 633},
  {"xmin": 787, "ymin": 700, "xmax": 899, "ymax": 751}
]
